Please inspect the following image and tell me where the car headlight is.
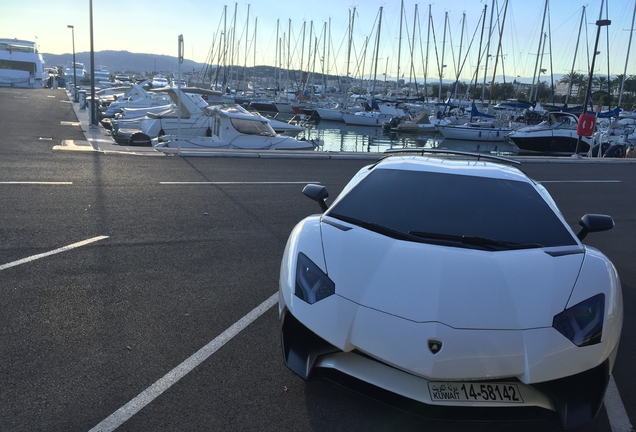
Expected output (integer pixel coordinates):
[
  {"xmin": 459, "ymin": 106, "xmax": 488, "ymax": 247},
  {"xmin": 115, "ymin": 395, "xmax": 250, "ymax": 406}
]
[
  {"xmin": 295, "ymin": 252, "xmax": 335, "ymax": 304},
  {"xmin": 553, "ymin": 294, "xmax": 605, "ymax": 347}
]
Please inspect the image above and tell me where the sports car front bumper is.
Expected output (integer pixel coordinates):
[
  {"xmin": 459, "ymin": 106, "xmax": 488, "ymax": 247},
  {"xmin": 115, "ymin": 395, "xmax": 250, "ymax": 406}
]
[{"xmin": 281, "ymin": 309, "xmax": 611, "ymax": 429}]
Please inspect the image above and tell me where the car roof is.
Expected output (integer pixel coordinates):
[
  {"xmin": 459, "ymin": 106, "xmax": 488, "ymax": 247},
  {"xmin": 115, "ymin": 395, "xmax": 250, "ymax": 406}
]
[{"xmin": 372, "ymin": 152, "xmax": 529, "ymax": 183}]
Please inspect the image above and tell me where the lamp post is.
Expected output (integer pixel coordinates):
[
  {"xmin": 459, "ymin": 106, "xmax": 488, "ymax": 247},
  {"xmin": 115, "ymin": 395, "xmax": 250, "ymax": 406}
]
[
  {"xmin": 67, "ymin": 25, "xmax": 77, "ymax": 102},
  {"xmin": 574, "ymin": 19, "xmax": 611, "ymax": 157},
  {"xmin": 89, "ymin": 0, "xmax": 97, "ymax": 125}
]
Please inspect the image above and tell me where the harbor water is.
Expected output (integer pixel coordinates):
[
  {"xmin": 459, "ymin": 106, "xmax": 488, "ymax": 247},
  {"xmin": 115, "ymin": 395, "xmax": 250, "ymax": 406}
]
[{"xmin": 285, "ymin": 116, "xmax": 520, "ymax": 155}]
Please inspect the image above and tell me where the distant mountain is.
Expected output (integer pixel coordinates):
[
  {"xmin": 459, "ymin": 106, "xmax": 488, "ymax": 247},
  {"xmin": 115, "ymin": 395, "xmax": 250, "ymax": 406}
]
[
  {"xmin": 41, "ymin": 50, "xmax": 563, "ymax": 85},
  {"xmin": 41, "ymin": 50, "xmax": 208, "ymax": 74}
]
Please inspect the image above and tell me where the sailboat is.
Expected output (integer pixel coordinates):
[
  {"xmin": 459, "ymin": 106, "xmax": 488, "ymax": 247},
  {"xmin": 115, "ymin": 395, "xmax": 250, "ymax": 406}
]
[{"xmin": 434, "ymin": 2, "xmax": 513, "ymax": 142}]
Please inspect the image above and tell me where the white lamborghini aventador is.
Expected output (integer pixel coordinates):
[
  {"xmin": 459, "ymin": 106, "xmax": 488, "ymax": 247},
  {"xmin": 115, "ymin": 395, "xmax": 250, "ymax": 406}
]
[{"xmin": 278, "ymin": 150, "xmax": 622, "ymax": 429}]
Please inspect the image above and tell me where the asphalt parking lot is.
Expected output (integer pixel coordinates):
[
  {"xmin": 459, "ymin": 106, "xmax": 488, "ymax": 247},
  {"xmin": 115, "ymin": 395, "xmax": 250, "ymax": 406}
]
[{"xmin": 0, "ymin": 87, "xmax": 634, "ymax": 432}]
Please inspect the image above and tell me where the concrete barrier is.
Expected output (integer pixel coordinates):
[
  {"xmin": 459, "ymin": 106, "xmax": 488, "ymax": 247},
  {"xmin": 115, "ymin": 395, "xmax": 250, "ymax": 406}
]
[{"xmin": 78, "ymin": 90, "xmax": 87, "ymax": 110}]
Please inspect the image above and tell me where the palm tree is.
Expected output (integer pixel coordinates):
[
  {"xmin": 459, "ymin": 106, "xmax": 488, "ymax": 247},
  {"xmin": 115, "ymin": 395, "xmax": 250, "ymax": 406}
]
[
  {"xmin": 593, "ymin": 75, "xmax": 613, "ymax": 107},
  {"xmin": 559, "ymin": 72, "xmax": 586, "ymax": 103},
  {"xmin": 612, "ymin": 74, "xmax": 636, "ymax": 107},
  {"xmin": 612, "ymin": 74, "xmax": 625, "ymax": 94}
]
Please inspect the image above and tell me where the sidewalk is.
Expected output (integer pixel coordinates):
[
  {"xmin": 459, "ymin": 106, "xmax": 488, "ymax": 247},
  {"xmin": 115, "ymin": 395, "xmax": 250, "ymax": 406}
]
[{"xmin": 56, "ymin": 89, "xmax": 164, "ymax": 156}]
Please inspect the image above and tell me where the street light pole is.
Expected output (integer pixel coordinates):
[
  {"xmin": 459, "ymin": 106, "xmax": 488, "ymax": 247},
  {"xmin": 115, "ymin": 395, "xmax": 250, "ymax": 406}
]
[
  {"xmin": 89, "ymin": 0, "xmax": 97, "ymax": 126},
  {"xmin": 574, "ymin": 19, "xmax": 611, "ymax": 156},
  {"xmin": 67, "ymin": 25, "xmax": 77, "ymax": 102}
]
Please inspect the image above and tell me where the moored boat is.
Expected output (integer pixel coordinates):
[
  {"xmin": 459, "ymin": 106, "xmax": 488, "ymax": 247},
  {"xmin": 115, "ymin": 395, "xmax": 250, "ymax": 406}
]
[
  {"xmin": 64, "ymin": 61, "xmax": 86, "ymax": 84},
  {"xmin": 151, "ymin": 104, "xmax": 316, "ymax": 150},
  {"xmin": 342, "ymin": 111, "xmax": 393, "ymax": 127},
  {"xmin": 0, "ymin": 38, "xmax": 47, "ymax": 87},
  {"xmin": 436, "ymin": 123, "xmax": 512, "ymax": 142},
  {"xmin": 508, "ymin": 112, "xmax": 593, "ymax": 154}
]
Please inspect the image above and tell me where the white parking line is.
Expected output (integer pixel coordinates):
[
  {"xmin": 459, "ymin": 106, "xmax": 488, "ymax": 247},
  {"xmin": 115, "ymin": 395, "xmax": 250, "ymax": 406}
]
[
  {"xmin": 606, "ymin": 376, "xmax": 634, "ymax": 432},
  {"xmin": 0, "ymin": 181, "xmax": 73, "ymax": 185},
  {"xmin": 159, "ymin": 181, "xmax": 319, "ymax": 185},
  {"xmin": 88, "ymin": 293, "xmax": 278, "ymax": 432},
  {"xmin": 538, "ymin": 180, "xmax": 621, "ymax": 183},
  {"xmin": 0, "ymin": 236, "xmax": 109, "ymax": 271}
]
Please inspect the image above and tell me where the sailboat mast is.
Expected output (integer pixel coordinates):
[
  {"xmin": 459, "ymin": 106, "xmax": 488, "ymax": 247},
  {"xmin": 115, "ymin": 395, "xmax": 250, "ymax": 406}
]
[
  {"xmin": 327, "ymin": 18, "xmax": 331, "ymax": 89},
  {"xmin": 530, "ymin": 0, "xmax": 548, "ymax": 102},
  {"xmin": 307, "ymin": 22, "xmax": 314, "ymax": 81},
  {"xmin": 424, "ymin": 4, "xmax": 431, "ymax": 101},
  {"xmin": 253, "ymin": 17, "xmax": 257, "ymax": 90},
  {"xmin": 242, "ymin": 4, "xmax": 250, "ymax": 92},
  {"xmin": 455, "ymin": 12, "xmax": 465, "ymax": 101},
  {"xmin": 548, "ymin": 4, "xmax": 555, "ymax": 105},
  {"xmin": 618, "ymin": 0, "xmax": 636, "ymax": 107},
  {"xmin": 396, "ymin": 0, "xmax": 404, "ymax": 93},
  {"xmin": 231, "ymin": 2, "xmax": 237, "ymax": 89},
  {"xmin": 439, "ymin": 11, "xmax": 447, "ymax": 101},
  {"xmin": 322, "ymin": 21, "xmax": 327, "ymax": 91},
  {"xmin": 534, "ymin": 33, "xmax": 547, "ymax": 102},
  {"xmin": 481, "ymin": 0, "xmax": 495, "ymax": 102},
  {"xmin": 311, "ymin": 22, "xmax": 317, "ymax": 97},
  {"xmin": 287, "ymin": 19, "xmax": 291, "ymax": 90},
  {"xmin": 409, "ymin": 4, "xmax": 418, "ymax": 95},
  {"xmin": 346, "ymin": 8, "xmax": 356, "ymax": 94},
  {"xmin": 275, "ymin": 19, "xmax": 279, "ymax": 90},
  {"xmin": 472, "ymin": 4, "xmax": 487, "ymax": 106},
  {"xmin": 566, "ymin": 6, "xmax": 585, "ymax": 106},
  {"xmin": 489, "ymin": 0, "xmax": 509, "ymax": 104},
  {"xmin": 222, "ymin": 5, "xmax": 227, "ymax": 89},
  {"xmin": 372, "ymin": 7, "xmax": 383, "ymax": 96},
  {"xmin": 605, "ymin": 0, "xmax": 611, "ymax": 108},
  {"xmin": 300, "ymin": 21, "xmax": 306, "ymax": 92}
]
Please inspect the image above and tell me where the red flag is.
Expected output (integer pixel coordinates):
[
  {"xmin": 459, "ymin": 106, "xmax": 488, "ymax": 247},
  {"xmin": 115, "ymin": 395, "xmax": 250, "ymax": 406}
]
[{"xmin": 8, "ymin": 47, "xmax": 12, "ymax": 54}]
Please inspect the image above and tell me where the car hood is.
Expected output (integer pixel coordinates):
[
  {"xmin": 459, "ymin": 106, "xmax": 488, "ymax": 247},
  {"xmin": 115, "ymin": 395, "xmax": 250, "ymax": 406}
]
[{"xmin": 321, "ymin": 220, "xmax": 584, "ymax": 330}]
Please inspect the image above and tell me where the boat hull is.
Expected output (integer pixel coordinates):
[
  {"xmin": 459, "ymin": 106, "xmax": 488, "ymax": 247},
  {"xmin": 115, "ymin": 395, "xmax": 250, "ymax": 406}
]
[
  {"xmin": 315, "ymin": 108, "xmax": 344, "ymax": 121},
  {"xmin": 154, "ymin": 135, "xmax": 315, "ymax": 150},
  {"xmin": 508, "ymin": 132, "xmax": 592, "ymax": 155},
  {"xmin": 436, "ymin": 125, "xmax": 511, "ymax": 142},
  {"xmin": 342, "ymin": 112, "xmax": 392, "ymax": 127}
]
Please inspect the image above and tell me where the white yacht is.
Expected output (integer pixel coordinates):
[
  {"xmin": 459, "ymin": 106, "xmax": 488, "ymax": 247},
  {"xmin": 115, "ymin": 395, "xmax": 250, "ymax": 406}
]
[
  {"xmin": 64, "ymin": 61, "xmax": 86, "ymax": 84},
  {"xmin": 152, "ymin": 104, "xmax": 316, "ymax": 151},
  {"xmin": 0, "ymin": 38, "xmax": 46, "ymax": 87},
  {"xmin": 139, "ymin": 88, "xmax": 303, "ymax": 138}
]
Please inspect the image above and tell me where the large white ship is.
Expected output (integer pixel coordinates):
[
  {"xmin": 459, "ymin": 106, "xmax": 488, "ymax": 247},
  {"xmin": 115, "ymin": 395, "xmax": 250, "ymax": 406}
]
[{"xmin": 0, "ymin": 38, "xmax": 46, "ymax": 88}]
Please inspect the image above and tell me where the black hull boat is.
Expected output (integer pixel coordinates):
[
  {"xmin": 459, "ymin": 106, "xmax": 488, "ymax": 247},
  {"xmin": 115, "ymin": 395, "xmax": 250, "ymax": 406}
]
[
  {"xmin": 508, "ymin": 112, "xmax": 592, "ymax": 155},
  {"xmin": 508, "ymin": 134, "xmax": 591, "ymax": 155}
]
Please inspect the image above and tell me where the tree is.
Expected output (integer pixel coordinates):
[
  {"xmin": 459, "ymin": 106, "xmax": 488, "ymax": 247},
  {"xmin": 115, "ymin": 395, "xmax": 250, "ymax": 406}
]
[{"xmin": 559, "ymin": 72, "xmax": 586, "ymax": 103}]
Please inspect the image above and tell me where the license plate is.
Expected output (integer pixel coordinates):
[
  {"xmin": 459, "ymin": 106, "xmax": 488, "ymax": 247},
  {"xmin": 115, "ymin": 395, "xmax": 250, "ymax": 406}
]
[{"xmin": 428, "ymin": 382, "xmax": 524, "ymax": 403}]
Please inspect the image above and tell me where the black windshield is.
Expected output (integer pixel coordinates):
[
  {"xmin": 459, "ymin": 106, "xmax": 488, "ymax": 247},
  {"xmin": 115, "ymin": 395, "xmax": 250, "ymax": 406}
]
[{"xmin": 327, "ymin": 168, "xmax": 577, "ymax": 248}]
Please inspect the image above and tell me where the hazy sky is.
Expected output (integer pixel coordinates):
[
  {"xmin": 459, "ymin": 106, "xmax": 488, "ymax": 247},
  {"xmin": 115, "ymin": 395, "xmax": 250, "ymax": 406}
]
[{"xmin": 3, "ymin": 0, "xmax": 636, "ymax": 82}]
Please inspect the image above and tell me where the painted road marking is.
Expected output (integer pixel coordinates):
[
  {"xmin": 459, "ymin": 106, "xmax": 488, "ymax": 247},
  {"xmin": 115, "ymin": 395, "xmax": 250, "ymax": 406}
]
[
  {"xmin": 160, "ymin": 181, "xmax": 319, "ymax": 185},
  {"xmin": 0, "ymin": 236, "xmax": 109, "ymax": 271},
  {"xmin": 606, "ymin": 376, "xmax": 633, "ymax": 432},
  {"xmin": 539, "ymin": 180, "xmax": 622, "ymax": 183},
  {"xmin": 0, "ymin": 181, "xmax": 72, "ymax": 185},
  {"xmin": 88, "ymin": 292, "xmax": 279, "ymax": 432}
]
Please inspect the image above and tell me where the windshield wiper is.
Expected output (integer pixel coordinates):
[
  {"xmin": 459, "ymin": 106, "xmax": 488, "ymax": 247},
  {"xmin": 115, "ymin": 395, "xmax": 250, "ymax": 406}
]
[
  {"xmin": 461, "ymin": 236, "xmax": 544, "ymax": 250},
  {"xmin": 329, "ymin": 214, "xmax": 418, "ymax": 241},
  {"xmin": 408, "ymin": 231, "xmax": 544, "ymax": 250}
]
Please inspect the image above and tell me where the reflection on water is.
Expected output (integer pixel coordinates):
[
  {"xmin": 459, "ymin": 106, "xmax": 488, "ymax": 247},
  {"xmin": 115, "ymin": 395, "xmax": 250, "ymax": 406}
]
[{"xmin": 287, "ymin": 117, "xmax": 520, "ymax": 155}]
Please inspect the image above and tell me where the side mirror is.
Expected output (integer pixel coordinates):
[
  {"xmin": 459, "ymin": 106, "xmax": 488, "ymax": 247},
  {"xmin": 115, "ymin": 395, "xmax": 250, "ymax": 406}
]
[
  {"xmin": 577, "ymin": 214, "xmax": 614, "ymax": 241},
  {"xmin": 302, "ymin": 184, "xmax": 329, "ymax": 212}
]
